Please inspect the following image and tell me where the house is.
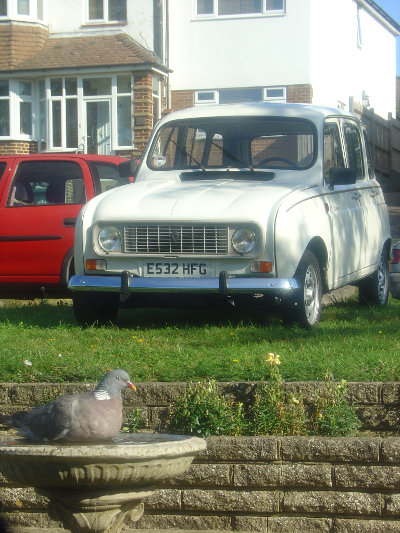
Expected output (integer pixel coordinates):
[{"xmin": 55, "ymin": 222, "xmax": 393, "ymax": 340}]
[
  {"xmin": 0, "ymin": 0, "xmax": 399, "ymax": 157},
  {"xmin": 0, "ymin": 0, "xmax": 169, "ymax": 157},
  {"xmin": 168, "ymin": 0, "xmax": 400, "ymax": 119}
]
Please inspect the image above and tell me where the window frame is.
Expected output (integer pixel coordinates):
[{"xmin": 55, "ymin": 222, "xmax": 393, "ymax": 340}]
[
  {"xmin": 85, "ymin": 0, "xmax": 127, "ymax": 24},
  {"xmin": 194, "ymin": 0, "xmax": 285, "ymax": 19},
  {"xmin": 0, "ymin": 0, "xmax": 44, "ymax": 21}
]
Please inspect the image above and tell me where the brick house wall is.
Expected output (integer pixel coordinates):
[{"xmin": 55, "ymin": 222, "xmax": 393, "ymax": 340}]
[
  {"xmin": 0, "ymin": 141, "xmax": 39, "ymax": 155},
  {"xmin": 170, "ymin": 84, "xmax": 313, "ymax": 114}
]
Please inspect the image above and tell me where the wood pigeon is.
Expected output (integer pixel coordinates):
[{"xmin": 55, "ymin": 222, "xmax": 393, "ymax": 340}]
[{"xmin": 0, "ymin": 369, "xmax": 136, "ymax": 443}]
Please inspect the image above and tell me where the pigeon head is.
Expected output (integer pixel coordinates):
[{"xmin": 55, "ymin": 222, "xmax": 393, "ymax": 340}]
[{"xmin": 94, "ymin": 369, "xmax": 136, "ymax": 400}]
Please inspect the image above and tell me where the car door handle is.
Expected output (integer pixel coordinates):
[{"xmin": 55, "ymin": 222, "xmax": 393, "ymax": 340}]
[
  {"xmin": 63, "ymin": 218, "xmax": 77, "ymax": 227},
  {"xmin": 351, "ymin": 191, "xmax": 361, "ymax": 200}
]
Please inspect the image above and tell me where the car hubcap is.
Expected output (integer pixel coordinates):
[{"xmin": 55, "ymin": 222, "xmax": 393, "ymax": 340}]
[{"xmin": 304, "ymin": 265, "xmax": 320, "ymax": 324}]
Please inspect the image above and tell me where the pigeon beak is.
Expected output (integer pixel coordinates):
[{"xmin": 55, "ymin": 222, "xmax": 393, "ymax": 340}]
[{"xmin": 127, "ymin": 381, "xmax": 136, "ymax": 391}]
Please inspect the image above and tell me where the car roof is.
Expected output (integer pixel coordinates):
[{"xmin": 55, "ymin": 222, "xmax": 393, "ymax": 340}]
[
  {"xmin": 157, "ymin": 102, "xmax": 359, "ymax": 126},
  {"xmin": 0, "ymin": 153, "xmax": 128, "ymax": 164}
]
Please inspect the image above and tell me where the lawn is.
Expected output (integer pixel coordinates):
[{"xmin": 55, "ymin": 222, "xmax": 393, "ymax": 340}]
[{"xmin": 0, "ymin": 296, "xmax": 399, "ymax": 384}]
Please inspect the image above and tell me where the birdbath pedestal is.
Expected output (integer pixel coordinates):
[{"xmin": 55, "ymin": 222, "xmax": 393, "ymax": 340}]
[{"xmin": 0, "ymin": 433, "xmax": 206, "ymax": 533}]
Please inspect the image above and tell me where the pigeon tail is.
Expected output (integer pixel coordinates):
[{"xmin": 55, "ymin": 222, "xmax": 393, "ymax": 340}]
[{"xmin": 0, "ymin": 414, "xmax": 13, "ymax": 426}]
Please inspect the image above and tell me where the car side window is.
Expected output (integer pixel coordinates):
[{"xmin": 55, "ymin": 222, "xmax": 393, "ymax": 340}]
[
  {"xmin": 343, "ymin": 121, "xmax": 364, "ymax": 179},
  {"xmin": 363, "ymin": 130, "xmax": 375, "ymax": 179},
  {"xmin": 88, "ymin": 162, "xmax": 130, "ymax": 194},
  {"xmin": 7, "ymin": 161, "xmax": 86, "ymax": 207},
  {"xmin": 0, "ymin": 162, "xmax": 6, "ymax": 181},
  {"xmin": 323, "ymin": 121, "xmax": 344, "ymax": 180}
]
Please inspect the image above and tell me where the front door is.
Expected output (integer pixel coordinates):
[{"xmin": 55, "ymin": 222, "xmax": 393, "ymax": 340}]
[{"xmin": 86, "ymin": 100, "xmax": 111, "ymax": 155}]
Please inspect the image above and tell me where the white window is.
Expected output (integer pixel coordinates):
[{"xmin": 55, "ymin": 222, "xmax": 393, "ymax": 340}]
[
  {"xmin": 195, "ymin": 91, "xmax": 219, "ymax": 105},
  {"xmin": 86, "ymin": 0, "xmax": 127, "ymax": 23},
  {"xmin": 263, "ymin": 87, "xmax": 286, "ymax": 102},
  {"xmin": 17, "ymin": 81, "xmax": 33, "ymax": 136},
  {"xmin": 195, "ymin": 87, "xmax": 286, "ymax": 106},
  {"xmin": 0, "ymin": 80, "xmax": 9, "ymax": 136},
  {"xmin": 195, "ymin": 0, "xmax": 285, "ymax": 18},
  {"xmin": 0, "ymin": 0, "xmax": 44, "ymax": 20}
]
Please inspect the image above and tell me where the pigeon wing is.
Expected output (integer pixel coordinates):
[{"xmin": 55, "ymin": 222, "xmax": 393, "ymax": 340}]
[{"xmin": 11, "ymin": 394, "xmax": 81, "ymax": 442}]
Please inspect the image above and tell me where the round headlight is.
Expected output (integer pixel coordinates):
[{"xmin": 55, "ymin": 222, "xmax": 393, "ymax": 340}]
[
  {"xmin": 232, "ymin": 228, "xmax": 257, "ymax": 254},
  {"xmin": 98, "ymin": 226, "xmax": 121, "ymax": 252}
]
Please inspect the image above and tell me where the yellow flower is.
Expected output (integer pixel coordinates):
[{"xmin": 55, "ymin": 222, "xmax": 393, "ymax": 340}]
[
  {"xmin": 229, "ymin": 332, "xmax": 234, "ymax": 335},
  {"xmin": 138, "ymin": 339, "xmax": 143, "ymax": 343},
  {"xmin": 267, "ymin": 352, "xmax": 281, "ymax": 366},
  {"xmin": 232, "ymin": 359, "xmax": 239, "ymax": 363},
  {"xmin": 292, "ymin": 397, "xmax": 299, "ymax": 405},
  {"xmin": 16, "ymin": 499, "xmax": 23, "ymax": 507}
]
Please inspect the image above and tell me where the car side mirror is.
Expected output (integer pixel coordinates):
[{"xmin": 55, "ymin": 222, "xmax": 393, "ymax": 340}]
[
  {"xmin": 119, "ymin": 159, "xmax": 140, "ymax": 179},
  {"xmin": 328, "ymin": 167, "xmax": 357, "ymax": 187}
]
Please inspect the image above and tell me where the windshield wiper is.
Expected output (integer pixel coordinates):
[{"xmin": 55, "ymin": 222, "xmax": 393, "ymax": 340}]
[{"xmin": 168, "ymin": 138, "xmax": 206, "ymax": 171}]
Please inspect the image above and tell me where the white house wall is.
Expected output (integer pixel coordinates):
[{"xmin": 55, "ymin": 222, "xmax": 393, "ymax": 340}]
[
  {"xmin": 168, "ymin": 0, "xmax": 311, "ymax": 92},
  {"xmin": 47, "ymin": 0, "xmax": 155, "ymax": 53},
  {"xmin": 309, "ymin": 0, "xmax": 396, "ymax": 117}
]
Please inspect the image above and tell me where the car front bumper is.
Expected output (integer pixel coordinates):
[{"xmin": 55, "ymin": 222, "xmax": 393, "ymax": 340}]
[{"xmin": 68, "ymin": 272, "xmax": 299, "ymax": 296}]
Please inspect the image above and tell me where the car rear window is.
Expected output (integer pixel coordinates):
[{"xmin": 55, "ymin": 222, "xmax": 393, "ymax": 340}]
[
  {"xmin": 7, "ymin": 160, "xmax": 86, "ymax": 207},
  {"xmin": 88, "ymin": 162, "xmax": 130, "ymax": 194}
]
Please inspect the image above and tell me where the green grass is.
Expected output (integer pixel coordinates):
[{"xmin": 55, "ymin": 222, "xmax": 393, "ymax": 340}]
[{"xmin": 0, "ymin": 296, "xmax": 399, "ymax": 384}]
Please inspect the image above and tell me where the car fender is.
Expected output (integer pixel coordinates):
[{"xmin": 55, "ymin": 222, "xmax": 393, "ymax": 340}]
[{"xmin": 274, "ymin": 190, "xmax": 331, "ymax": 280}]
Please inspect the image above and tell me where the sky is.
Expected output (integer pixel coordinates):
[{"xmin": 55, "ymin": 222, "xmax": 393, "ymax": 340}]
[{"xmin": 375, "ymin": 0, "xmax": 400, "ymax": 75}]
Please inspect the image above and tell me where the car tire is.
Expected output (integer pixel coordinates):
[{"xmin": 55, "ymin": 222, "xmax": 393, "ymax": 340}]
[
  {"xmin": 72, "ymin": 292, "xmax": 120, "ymax": 326},
  {"xmin": 283, "ymin": 250, "xmax": 322, "ymax": 329},
  {"xmin": 358, "ymin": 250, "xmax": 389, "ymax": 306}
]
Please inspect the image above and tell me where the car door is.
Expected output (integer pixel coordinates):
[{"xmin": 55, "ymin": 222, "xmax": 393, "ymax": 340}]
[
  {"xmin": 0, "ymin": 158, "xmax": 94, "ymax": 286},
  {"xmin": 357, "ymin": 129, "xmax": 388, "ymax": 269},
  {"xmin": 324, "ymin": 118, "xmax": 365, "ymax": 284}
]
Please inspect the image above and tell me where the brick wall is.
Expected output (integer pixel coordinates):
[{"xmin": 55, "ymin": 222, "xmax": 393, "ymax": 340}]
[
  {"xmin": 1, "ymin": 434, "xmax": 400, "ymax": 531},
  {"xmin": 287, "ymin": 84, "xmax": 313, "ymax": 104},
  {"xmin": 133, "ymin": 72, "xmax": 154, "ymax": 158},
  {"xmin": 0, "ymin": 141, "xmax": 39, "ymax": 155},
  {"xmin": 171, "ymin": 90, "xmax": 195, "ymax": 111},
  {"xmin": 1, "ymin": 381, "xmax": 400, "ymax": 531}
]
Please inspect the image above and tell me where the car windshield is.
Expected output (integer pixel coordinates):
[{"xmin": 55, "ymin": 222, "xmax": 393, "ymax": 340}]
[{"xmin": 147, "ymin": 116, "xmax": 316, "ymax": 172}]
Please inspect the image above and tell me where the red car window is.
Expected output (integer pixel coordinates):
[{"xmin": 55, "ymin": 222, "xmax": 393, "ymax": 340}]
[
  {"xmin": 7, "ymin": 160, "xmax": 86, "ymax": 207},
  {"xmin": 0, "ymin": 162, "xmax": 6, "ymax": 181},
  {"xmin": 88, "ymin": 161, "xmax": 130, "ymax": 194}
]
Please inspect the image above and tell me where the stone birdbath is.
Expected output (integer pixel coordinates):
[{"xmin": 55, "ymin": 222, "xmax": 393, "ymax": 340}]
[{"xmin": 0, "ymin": 433, "xmax": 206, "ymax": 533}]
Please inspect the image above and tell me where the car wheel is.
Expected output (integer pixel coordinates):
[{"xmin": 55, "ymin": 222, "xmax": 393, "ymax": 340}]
[
  {"xmin": 358, "ymin": 250, "xmax": 389, "ymax": 306},
  {"xmin": 72, "ymin": 292, "xmax": 120, "ymax": 326},
  {"xmin": 283, "ymin": 250, "xmax": 322, "ymax": 329}
]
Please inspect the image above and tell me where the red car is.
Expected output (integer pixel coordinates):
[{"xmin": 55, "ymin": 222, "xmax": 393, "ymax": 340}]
[{"xmin": 0, "ymin": 153, "xmax": 132, "ymax": 297}]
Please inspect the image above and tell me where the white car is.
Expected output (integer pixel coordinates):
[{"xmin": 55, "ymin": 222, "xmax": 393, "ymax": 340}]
[{"xmin": 69, "ymin": 103, "xmax": 391, "ymax": 328}]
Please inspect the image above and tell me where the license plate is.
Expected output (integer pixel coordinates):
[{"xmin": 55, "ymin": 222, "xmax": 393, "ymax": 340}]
[{"xmin": 145, "ymin": 262, "xmax": 208, "ymax": 277}]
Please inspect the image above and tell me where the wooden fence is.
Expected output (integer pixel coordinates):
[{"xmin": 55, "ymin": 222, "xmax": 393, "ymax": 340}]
[{"xmin": 353, "ymin": 103, "xmax": 400, "ymax": 191}]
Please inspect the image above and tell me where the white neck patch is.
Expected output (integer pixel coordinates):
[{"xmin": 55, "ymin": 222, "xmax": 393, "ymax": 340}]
[{"xmin": 94, "ymin": 389, "xmax": 111, "ymax": 400}]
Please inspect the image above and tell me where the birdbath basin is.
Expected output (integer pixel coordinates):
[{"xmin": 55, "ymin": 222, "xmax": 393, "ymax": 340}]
[{"xmin": 0, "ymin": 433, "xmax": 206, "ymax": 533}]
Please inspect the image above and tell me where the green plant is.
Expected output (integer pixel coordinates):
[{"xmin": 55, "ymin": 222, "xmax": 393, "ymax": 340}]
[
  {"xmin": 121, "ymin": 408, "xmax": 145, "ymax": 433},
  {"xmin": 250, "ymin": 353, "xmax": 308, "ymax": 436},
  {"xmin": 169, "ymin": 380, "xmax": 248, "ymax": 437},
  {"xmin": 310, "ymin": 374, "xmax": 361, "ymax": 436}
]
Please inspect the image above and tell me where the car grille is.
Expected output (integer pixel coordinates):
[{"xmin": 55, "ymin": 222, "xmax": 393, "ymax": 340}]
[{"xmin": 123, "ymin": 225, "xmax": 229, "ymax": 255}]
